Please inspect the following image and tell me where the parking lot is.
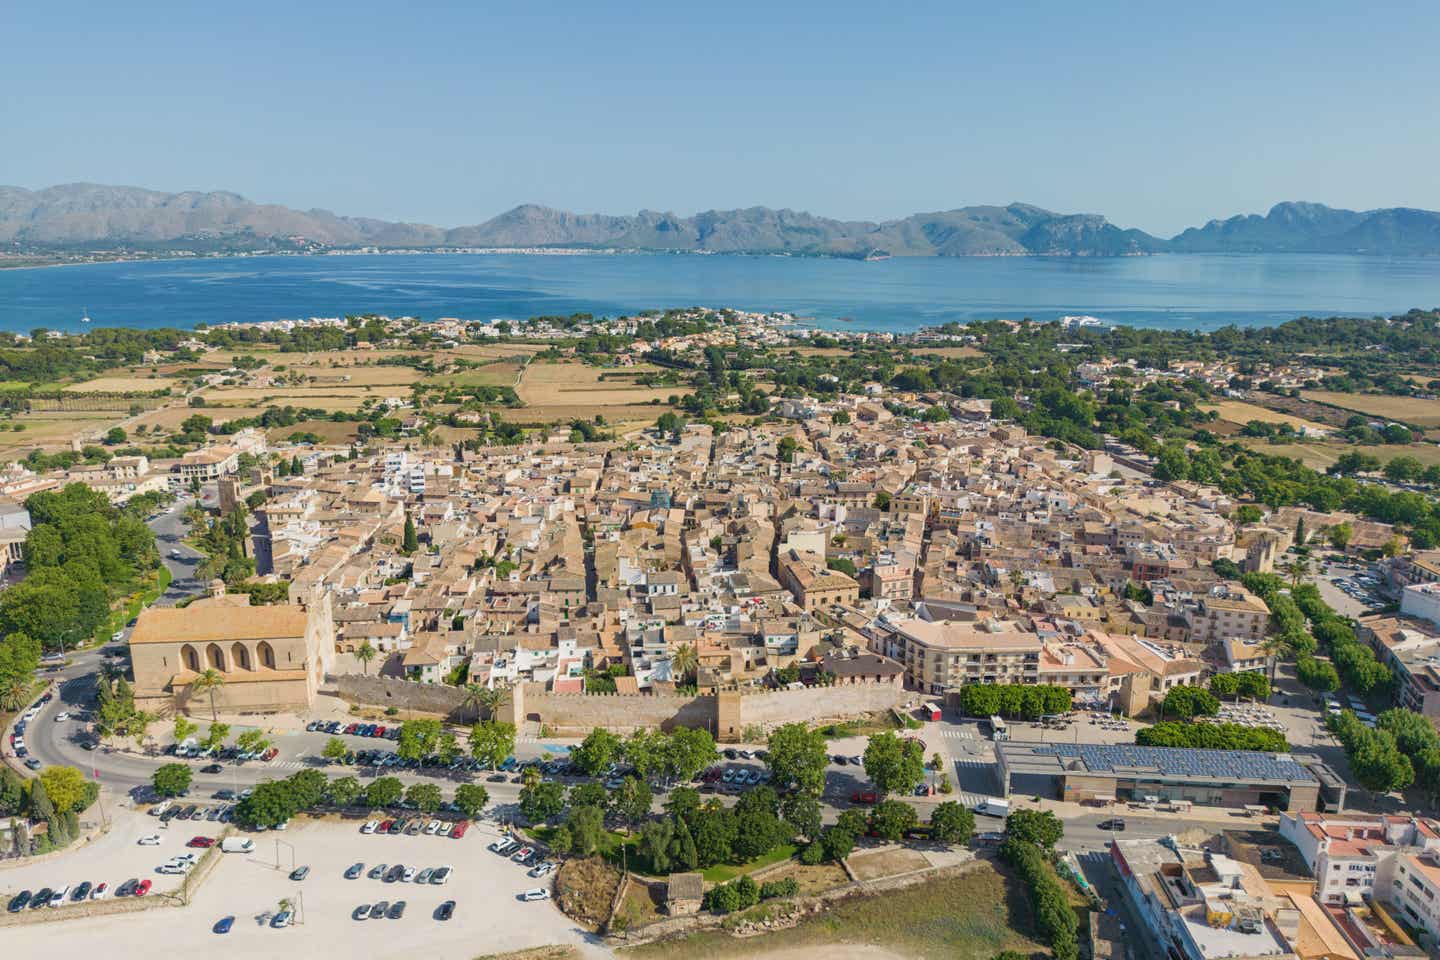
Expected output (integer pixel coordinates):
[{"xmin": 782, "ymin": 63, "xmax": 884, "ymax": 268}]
[{"xmin": 0, "ymin": 810, "xmax": 603, "ymax": 959}]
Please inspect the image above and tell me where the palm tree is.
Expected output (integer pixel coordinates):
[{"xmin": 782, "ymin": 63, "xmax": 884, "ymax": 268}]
[
  {"xmin": 189, "ymin": 668, "xmax": 226, "ymax": 723},
  {"xmin": 470, "ymin": 685, "xmax": 510, "ymax": 722},
  {"xmin": 671, "ymin": 643, "xmax": 698, "ymax": 685},
  {"xmin": 355, "ymin": 639, "xmax": 377, "ymax": 675},
  {"xmin": 2, "ymin": 677, "xmax": 28, "ymax": 712},
  {"xmin": 1258, "ymin": 634, "xmax": 1291, "ymax": 693}
]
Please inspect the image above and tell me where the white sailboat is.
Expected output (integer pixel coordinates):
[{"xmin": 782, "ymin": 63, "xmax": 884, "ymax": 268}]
[{"xmin": 81, "ymin": 306, "xmax": 91, "ymax": 324}]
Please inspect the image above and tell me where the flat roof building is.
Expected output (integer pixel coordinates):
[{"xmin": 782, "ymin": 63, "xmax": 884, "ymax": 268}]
[{"xmin": 996, "ymin": 741, "xmax": 1344, "ymax": 813}]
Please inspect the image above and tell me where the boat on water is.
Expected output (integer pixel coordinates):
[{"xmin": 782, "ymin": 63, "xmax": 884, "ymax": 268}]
[{"xmin": 81, "ymin": 307, "xmax": 91, "ymax": 323}]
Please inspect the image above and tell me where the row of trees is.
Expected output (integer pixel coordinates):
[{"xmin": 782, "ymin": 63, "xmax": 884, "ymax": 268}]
[
  {"xmin": 1327, "ymin": 711, "xmax": 1413, "ymax": 796},
  {"xmin": 1000, "ymin": 809, "xmax": 1076, "ymax": 960},
  {"xmin": 230, "ymin": 769, "xmax": 491, "ymax": 828},
  {"xmin": 568, "ymin": 725, "xmax": 720, "ymax": 784},
  {"xmin": 1209, "ymin": 671, "xmax": 1270, "ymax": 701},
  {"xmin": 1137, "ymin": 721, "xmax": 1288, "ymax": 752},
  {"xmin": 955, "ymin": 684, "xmax": 1073, "ymax": 720}
]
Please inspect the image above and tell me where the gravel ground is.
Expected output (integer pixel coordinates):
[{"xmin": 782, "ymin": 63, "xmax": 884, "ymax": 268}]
[{"xmin": 1, "ymin": 813, "xmax": 609, "ymax": 959}]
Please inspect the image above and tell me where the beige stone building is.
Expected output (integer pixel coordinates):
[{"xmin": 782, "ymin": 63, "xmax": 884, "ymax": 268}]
[{"xmin": 129, "ymin": 586, "xmax": 334, "ymax": 715}]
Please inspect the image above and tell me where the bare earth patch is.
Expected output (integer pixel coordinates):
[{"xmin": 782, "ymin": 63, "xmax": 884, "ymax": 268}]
[{"xmin": 845, "ymin": 847, "xmax": 931, "ymax": 881}]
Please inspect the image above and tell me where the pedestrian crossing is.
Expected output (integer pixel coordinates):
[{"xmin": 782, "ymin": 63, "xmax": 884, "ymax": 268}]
[{"xmin": 940, "ymin": 728, "xmax": 976, "ymax": 740}]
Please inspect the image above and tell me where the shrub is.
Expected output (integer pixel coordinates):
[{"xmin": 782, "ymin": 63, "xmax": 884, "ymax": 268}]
[
  {"xmin": 799, "ymin": 841, "xmax": 825, "ymax": 865},
  {"xmin": 760, "ymin": 877, "xmax": 799, "ymax": 900}
]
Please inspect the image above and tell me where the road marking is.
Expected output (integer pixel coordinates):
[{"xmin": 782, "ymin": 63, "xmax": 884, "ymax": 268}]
[{"xmin": 940, "ymin": 728, "xmax": 975, "ymax": 740}]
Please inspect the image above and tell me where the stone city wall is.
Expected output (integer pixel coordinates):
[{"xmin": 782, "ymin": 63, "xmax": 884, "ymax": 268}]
[{"xmin": 334, "ymin": 674, "xmax": 471, "ymax": 721}]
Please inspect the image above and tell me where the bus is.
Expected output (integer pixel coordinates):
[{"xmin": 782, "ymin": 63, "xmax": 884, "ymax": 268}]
[{"xmin": 988, "ymin": 716, "xmax": 1009, "ymax": 741}]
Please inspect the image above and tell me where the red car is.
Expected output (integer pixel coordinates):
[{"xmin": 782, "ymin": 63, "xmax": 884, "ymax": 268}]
[
  {"xmin": 378, "ymin": 819, "xmax": 394, "ymax": 832},
  {"xmin": 344, "ymin": 723, "xmax": 358, "ymax": 735},
  {"xmin": 850, "ymin": 791, "xmax": 879, "ymax": 805},
  {"xmin": 261, "ymin": 747, "xmax": 279, "ymax": 762},
  {"xmin": 451, "ymin": 820, "xmax": 469, "ymax": 839},
  {"xmin": 188, "ymin": 836, "xmax": 215, "ymax": 848},
  {"xmin": 372, "ymin": 726, "xmax": 387, "ymax": 738},
  {"xmin": 134, "ymin": 879, "xmax": 152, "ymax": 897}
]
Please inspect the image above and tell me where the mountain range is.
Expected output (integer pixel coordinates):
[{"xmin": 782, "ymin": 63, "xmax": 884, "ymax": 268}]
[{"xmin": 4, "ymin": 184, "xmax": 1440, "ymax": 257}]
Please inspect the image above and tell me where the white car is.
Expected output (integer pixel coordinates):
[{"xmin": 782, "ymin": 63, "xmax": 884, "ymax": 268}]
[
  {"xmin": 521, "ymin": 887, "xmax": 551, "ymax": 902},
  {"xmin": 90, "ymin": 882, "xmax": 108, "ymax": 901},
  {"xmin": 401, "ymin": 866, "xmax": 417, "ymax": 882},
  {"xmin": 424, "ymin": 820, "xmax": 442, "ymax": 835},
  {"xmin": 138, "ymin": 834, "xmax": 162, "ymax": 845},
  {"xmin": 437, "ymin": 821, "xmax": 453, "ymax": 837},
  {"xmin": 430, "ymin": 865, "xmax": 452, "ymax": 885},
  {"xmin": 54, "ymin": 712, "xmax": 70, "ymax": 722},
  {"xmin": 361, "ymin": 820, "xmax": 379, "ymax": 835}
]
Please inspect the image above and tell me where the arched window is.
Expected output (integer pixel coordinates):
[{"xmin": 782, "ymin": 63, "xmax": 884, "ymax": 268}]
[
  {"xmin": 258, "ymin": 641, "xmax": 276, "ymax": 669},
  {"xmin": 206, "ymin": 643, "xmax": 226, "ymax": 672},
  {"xmin": 231, "ymin": 642, "xmax": 252, "ymax": 671},
  {"xmin": 181, "ymin": 644, "xmax": 200, "ymax": 672}
]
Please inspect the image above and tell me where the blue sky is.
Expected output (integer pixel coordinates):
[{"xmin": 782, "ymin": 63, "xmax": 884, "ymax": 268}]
[{"xmin": 4, "ymin": 1, "xmax": 1437, "ymax": 235}]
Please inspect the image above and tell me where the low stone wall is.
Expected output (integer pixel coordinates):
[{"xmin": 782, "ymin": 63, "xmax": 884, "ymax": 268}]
[
  {"xmin": 525, "ymin": 689, "xmax": 715, "ymax": 736},
  {"xmin": 734, "ymin": 683, "xmax": 908, "ymax": 730}
]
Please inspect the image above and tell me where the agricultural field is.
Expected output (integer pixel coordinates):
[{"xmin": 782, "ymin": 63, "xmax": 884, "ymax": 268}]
[
  {"xmin": 499, "ymin": 403, "xmax": 665, "ymax": 430},
  {"xmin": 131, "ymin": 405, "xmax": 267, "ymax": 432},
  {"xmin": 0, "ymin": 413, "xmax": 117, "ymax": 452},
  {"xmin": 63, "ymin": 375, "xmax": 181, "ymax": 393},
  {"xmin": 1238, "ymin": 439, "xmax": 1440, "ymax": 470},
  {"xmin": 266, "ymin": 419, "xmax": 362, "ymax": 444},
  {"xmin": 452, "ymin": 342, "xmax": 544, "ymax": 360},
  {"xmin": 911, "ymin": 345, "xmax": 985, "ymax": 359},
  {"xmin": 1302, "ymin": 391, "xmax": 1440, "ymax": 427},
  {"xmin": 517, "ymin": 361, "xmax": 677, "ymax": 409},
  {"xmin": 1202, "ymin": 401, "xmax": 1332, "ymax": 434},
  {"xmin": 424, "ymin": 361, "xmax": 525, "ymax": 389},
  {"xmin": 197, "ymin": 387, "xmax": 383, "ymax": 411}
]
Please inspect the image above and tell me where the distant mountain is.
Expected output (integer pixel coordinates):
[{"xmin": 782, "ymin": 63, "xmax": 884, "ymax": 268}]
[
  {"xmin": 1169, "ymin": 201, "xmax": 1440, "ymax": 254},
  {"xmin": 4, "ymin": 184, "xmax": 1439, "ymax": 258}
]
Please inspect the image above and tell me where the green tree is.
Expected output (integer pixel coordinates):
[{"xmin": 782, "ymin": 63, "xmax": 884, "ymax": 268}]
[
  {"xmin": 862, "ymin": 731, "xmax": 926, "ymax": 797},
  {"xmin": 325, "ymin": 776, "xmax": 361, "ymax": 808},
  {"xmin": 929, "ymin": 800, "xmax": 975, "ymax": 845},
  {"xmin": 38, "ymin": 766, "xmax": 94, "ymax": 813},
  {"xmin": 639, "ymin": 818, "xmax": 674, "ymax": 873},
  {"xmin": 202, "ymin": 722, "xmax": 230, "ymax": 752},
  {"xmin": 172, "ymin": 715, "xmax": 198, "ymax": 745},
  {"xmin": 152, "ymin": 762, "xmax": 193, "ymax": 798},
  {"xmin": 1328, "ymin": 522, "xmax": 1354, "ymax": 550},
  {"xmin": 869, "ymin": 798, "xmax": 919, "ymax": 841},
  {"xmin": 285, "ymin": 769, "xmax": 327, "ymax": 810},
  {"xmin": 1161, "ymin": 685, "xmax": 1219, "ymax": 720},
  {"xmin": 235, "ymin": 728, "xmax": 271, "ymax": 756},
  {"xmin": 572, "ymin": 727, "xmax": 623, "ymax": 776},
  {"xmin": 365, "ymin": 776, "xmax": 404, "ymax": 809},
  {"xmin": 780, "ymin": 793, "xmax": 823, "ymax": 840},
  {"xmin": 611, "ymin": 776, "xmax": 654, "ymax": 828},
  {"xmin": 468, "ymin": 720, "xmax": 516, "ymax": 770},
  {"xmin": 566, "ymin": 804, "xmax": 606, "ymax": 855},
  {"xmin": 405, "ymin": 781, "xmax": 443, "ymax": 813},
  {"xmin": 766, "ymin": 722, "xmax": 829, "ymax": 797},
  {"xmin": 396, "ymin": 718, "xmax": 442, "ymax": 761},
  {"xmin": 454, "ymin": 784, "xmax": 490, "ymax": 817},
  {"xmin": 872, "ymin": 491, "xmax": 892, "ymax": 511},
  {"xmin": 401, "ymin": 512, "xmax": 418, "ymax": 554},
  {"xmin": 235, "ymin": 779, "xmax": 300, "ymax": 828},
  {"xmin": 1005, "ymin": 809, "xmax": 1064, "ymax": 849},
  {"xmin": 518, "ymin": 780, "xmax": 566, "ymax": 823},
  {"xmin": 322, "ymin": 736, "xmax": 349, "ymax": 762}
]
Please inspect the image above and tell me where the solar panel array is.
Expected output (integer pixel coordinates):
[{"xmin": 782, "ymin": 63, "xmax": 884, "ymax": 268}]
[{"xmin": 1029, "ymin": 743, "xmax": 1314, "ymax": 783}]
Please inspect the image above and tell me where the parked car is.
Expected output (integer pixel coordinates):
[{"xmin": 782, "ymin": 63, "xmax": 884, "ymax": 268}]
[
  {"xmin": 214, "ymin": 916, "xmax": 234, "ymax": 934},
  {"xmin": 271, "ymin": 910, "xmax": 292, "ymax": 928},
  {"xmin": 345, "ymin": 862, "xmax": 365, "ymax": 879},
  {"xmin": 1099, "ymin": 819, "xmax": 1127, "ymax": 831},
  {"xmin": 431, "ymin": 865, "xmax": 452, "ymax": 884},
  {"xmin": 386, "ymin": 900, "xmax": 406, "ymax": 919},
  {"xmin": 138, "ymin": 834, "xmax": 161, "ymax": 845},
  {"xmin": 135, "ymin": 880, "xmax": 152, "ymax": 897},
  {"xmin": 188, "ymin": 836, "xmax": 215, "ymax": 848},
  {"xmin": 850, "ymin": 791, "xmax": 879, "ymax": 805},
  {"xmin": 289, "ymin": 866, "xmax": 310, "ymax": 881},
  {"xmin": 436, "ymin": 899, "xmax": 455, "ymax": 921},
  {"xmin": 368, "ymin": 901, "xmax": 389, "ymax": 920},
  {"xmin": 29, "ymin": 888, "xmax": 51, "ymax": 910},
  {"xmin": 367, "ymin": 863, "xmax": 388, "ymax": 880},
  {"xmin": 450, "ymin": 820, "xmax": 469, "ymax": 839},
  {"xmin": 72, "ymin": 882, "xmax": 92, "ymax": 901},
  {"xmin": 90, "ymin": 882, "xmax": 107, "ymax": 901},
  {"xmin": 7, "ymin": 891, "xmax": 31, "ymax": 913},
  {"xmin": 521, "ymin": 887, "xmax": 551, "ymax": 901}
]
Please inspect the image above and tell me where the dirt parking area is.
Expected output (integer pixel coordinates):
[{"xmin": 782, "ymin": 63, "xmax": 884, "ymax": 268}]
[
  {"xmin": 845, "ymin": 847, "xmax": 930, "ymax": 881},
  {"xmin": 0, "ymin": 814, "xmax": 606, "ymax": 959}
]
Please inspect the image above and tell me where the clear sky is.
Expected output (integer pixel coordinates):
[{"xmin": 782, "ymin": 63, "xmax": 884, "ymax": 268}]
[{"xmin": 4, "ymin": 0, "xmax": 1437, "ymax": 236}]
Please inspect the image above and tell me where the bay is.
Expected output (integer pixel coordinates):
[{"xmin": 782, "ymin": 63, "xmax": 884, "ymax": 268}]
[{"xmin": 2, "ymin": 251, "xmax": 1439, "ymax": 333}]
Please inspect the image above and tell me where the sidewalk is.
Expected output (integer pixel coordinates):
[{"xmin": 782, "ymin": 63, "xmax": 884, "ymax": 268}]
[{"xmin": 1008, "ymin": 793, "xmax": 1279, "ymax": 829}]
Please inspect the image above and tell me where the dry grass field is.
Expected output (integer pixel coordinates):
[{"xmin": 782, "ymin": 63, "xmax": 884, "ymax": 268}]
[
  {"xmin": 499, "ymin": 403, "xmax": 664, "ymax": 429},
  {"xmin": 0, "ymin": 415, "xmax": 116, "ymax": 452},
  {"xmin": 266, "ymin": 420, "xmax": 362, "ymax": 444},
  {"xmin": 912, "ymin": 345, "xmax": 985, "ymax": 359},
  {"xmin": 198, "ymin": 387, "xmax": 383, "ymax": 411},
  {"xmin": 1202, "ymin": 401, "xmax": 1332, "ymax": 433},
  {"xmin": 424, "ymin": 361, "xmax": 525, "ymax": 389},
  {"xmin": 132, "ymin": 405, "xmax": 268, "ymax": 431},
  {"xmin": 1302, "ymin": 391, "xmax": 1440, "ymax": 427},
  {"xmin": 517, "ymin": 361, "xmax": 676, "ymax": 408},
  {"xmin": 64, "ymin": 375, "xmax": 181, "ymax": 393},
  {"xmin": 452, "ymin": 342, "xmax": 544, "ymax": 360},
  {"xmin": 1238, "ymin": 439, "xmax": 1440, "ymax": 469}
]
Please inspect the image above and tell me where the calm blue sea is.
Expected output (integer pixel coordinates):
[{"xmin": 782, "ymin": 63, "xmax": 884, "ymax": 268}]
[{"xmin": 2, "ymin": 251, "xmax": 1439, "ymax": 333}]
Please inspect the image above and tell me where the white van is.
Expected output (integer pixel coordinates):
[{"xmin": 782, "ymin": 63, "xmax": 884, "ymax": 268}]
[
  {"xmin": 975, "ymin": 799, "xmax": 1011, "ymax": 818},
  {"xmin": 220, "ymin": 837, "xmax": 255, "ymax": 854}
]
